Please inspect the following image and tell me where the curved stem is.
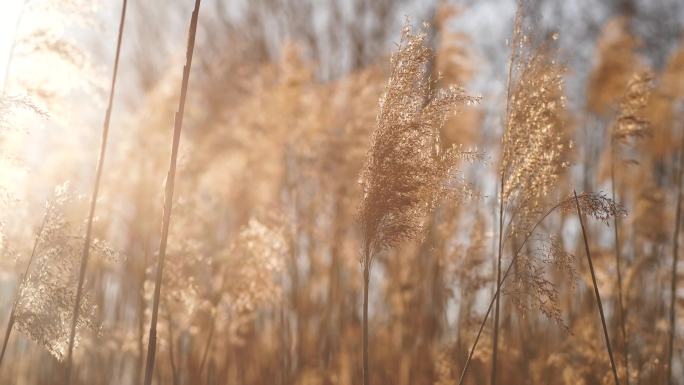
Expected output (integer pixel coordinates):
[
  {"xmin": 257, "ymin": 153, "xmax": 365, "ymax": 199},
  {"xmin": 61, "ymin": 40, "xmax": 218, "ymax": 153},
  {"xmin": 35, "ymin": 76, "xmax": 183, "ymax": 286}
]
[
  {"xmin": 458, "ymin": 199, "xmax": 565, "ymax": 385},
  {"xmin": 574, "ymin": 190, "xmax": 620, "ymax": 385}
]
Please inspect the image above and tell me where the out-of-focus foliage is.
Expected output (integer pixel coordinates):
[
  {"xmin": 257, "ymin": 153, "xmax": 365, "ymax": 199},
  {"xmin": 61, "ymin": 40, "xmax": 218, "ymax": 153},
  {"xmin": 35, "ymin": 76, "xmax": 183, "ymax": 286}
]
[{"xmin": 0, "ymin": 0, "xmax": 683, "ymax": 385}]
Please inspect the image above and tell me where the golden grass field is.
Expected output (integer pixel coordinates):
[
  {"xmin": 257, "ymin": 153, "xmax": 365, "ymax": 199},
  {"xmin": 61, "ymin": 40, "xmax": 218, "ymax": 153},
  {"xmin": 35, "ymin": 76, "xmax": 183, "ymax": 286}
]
[{"xmin": 0, "ymin": 0, "xmax": 682, "ymax": 384}]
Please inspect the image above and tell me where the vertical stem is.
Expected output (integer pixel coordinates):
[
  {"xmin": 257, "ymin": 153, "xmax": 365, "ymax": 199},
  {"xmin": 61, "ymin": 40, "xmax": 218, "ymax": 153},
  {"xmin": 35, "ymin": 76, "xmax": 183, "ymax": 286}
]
[
  {"xmin": 0, "ymin": 212, "xmax": 48, "ymax": 368},
  {"xmin": 143, "ymin": 1, "xmax": 201, "ymax": 384},
  {"xmin": 198, "ymin": 318, "xmax": 215, "ymax": 380},
  {"xmin": 610, "ymin": 135, "xmax": 629, "ymax": 384},
  {"xmin": 362, "ymin": 264, "xmax": 370, "ymax": 385},
  {"xmin": 65, "ymin": 1, "xmax": 127, "ymax": 383},
  {"xmin": 573, "ymin": 190, "xmax": 621, "ymax": 385},
  {"xmin": 489, "ymin": 2, "xmax": 519, "ymax": 379},
  {"xmin": 667, "ymin": 126, "xmax": 684, "ymax": 385},
  {"xmin": 136, "ymin": 238, "xmax": 150, "ymax": 385},
  {"xmin": 1, "ymin": 0, "xmax": 28, "ymax": 94},
  {"xmin": 279, "ymin": 302, "xmax": 290, "ymax": 385},
  {"xmin": 491, "ymin": 173, "xmax": 505, "ymax": 385},
  {"xmin": 167, "ymin": 311, "xmax": 179, "ymax": 385}
]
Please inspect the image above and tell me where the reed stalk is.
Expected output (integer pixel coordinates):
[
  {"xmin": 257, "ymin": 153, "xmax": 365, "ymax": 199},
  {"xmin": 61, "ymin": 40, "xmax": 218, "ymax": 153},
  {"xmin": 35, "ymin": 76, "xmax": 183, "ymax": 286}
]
[
  {"xmin": 573, "ymin": 190, "xmax": 620, "ymax": 385},
  {"xmin": 143, "ymin": 1, "xmax": 201, "ymax": 384},
  {"xmin": 667, "ymin": 124, "xmax": 684, "ymax": 385},
  {"xmin": 65, "ymin": 1, "xmax": 127, "ymax": 382},
  {"xmin": 609, "ymin": 135, "xmax": 629, "ymax": 384}
]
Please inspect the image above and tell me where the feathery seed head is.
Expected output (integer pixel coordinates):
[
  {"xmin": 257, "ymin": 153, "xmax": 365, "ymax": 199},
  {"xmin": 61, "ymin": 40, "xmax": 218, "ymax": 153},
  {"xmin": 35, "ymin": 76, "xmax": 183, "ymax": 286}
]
[
  {"xmin": 501, "ymin": 42, "xmax": 569, "ymax": 222},
  {"xmin": 560, "ymin": 191, "xmax": 626, "ymax": 224},
  {"xmin": 612, "ymin": 71, "xmax": 654, "ymax": 141},
  {"xmin": 14, "ymin": 183, "xmax": 107, "ymax": 361},
  {"xmin": 358, "ymin": 22, "xmax": 480, "ymax": 267}
]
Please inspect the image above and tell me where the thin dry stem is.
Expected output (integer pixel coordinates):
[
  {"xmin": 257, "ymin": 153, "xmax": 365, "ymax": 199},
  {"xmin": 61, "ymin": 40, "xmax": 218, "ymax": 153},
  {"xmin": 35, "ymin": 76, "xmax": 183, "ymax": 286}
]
[
  {"xmin": 667, "ymin": 123, "xmax": 684, "ymax": 385},
  {"xmin": 65, "ymin": 1, "xmax": 127, "ymax": 382},
  {"xmin": 143, "ymin": 1, "xmax": 201, "ymax": 384},
  {"xmin": 573, "ymin": 190, "xmax": 621, "ymax": 385}
]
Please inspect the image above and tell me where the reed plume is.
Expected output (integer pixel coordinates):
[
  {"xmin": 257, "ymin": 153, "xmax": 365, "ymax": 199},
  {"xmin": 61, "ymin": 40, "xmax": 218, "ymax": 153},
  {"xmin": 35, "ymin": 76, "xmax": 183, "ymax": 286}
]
[
  {"xmin": 10, "ymin": 183, "xmax": 115, "ymax": 363},
  {"xmin": 612, "ymin": 72, "xmax": 653, "ymax": 141},
  {"xmin": 491, "ymin": 5, "xmax": 568, "ymax": 383},
  {"xmin": 358, "ymin": 21, "xmax": 479, "ymax": 385},
  {"xmin": 0, "ymin": 95, "xmax": 46, "ymax": 130}
]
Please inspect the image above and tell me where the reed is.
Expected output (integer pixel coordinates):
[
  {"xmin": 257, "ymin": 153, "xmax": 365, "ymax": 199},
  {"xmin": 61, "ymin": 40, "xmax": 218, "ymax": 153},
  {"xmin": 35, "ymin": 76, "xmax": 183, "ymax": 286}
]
[
  {"xmin": 358, "ymin": 21, "xmax": 478, "ymax": 385},
  {"xmin": 573, "ymin": 190, "xmax": 620, "ymax": 385},
  {"xmin": 65, "ymin": 1, "xmax": 127, "ymax": 382},
  {"xmin": 143, "ymin": 1, "xmax": 201, "ymax": 384},
  {"xmin": 667, "ymin": 122, "xmax": 684, "ymax": 385}
]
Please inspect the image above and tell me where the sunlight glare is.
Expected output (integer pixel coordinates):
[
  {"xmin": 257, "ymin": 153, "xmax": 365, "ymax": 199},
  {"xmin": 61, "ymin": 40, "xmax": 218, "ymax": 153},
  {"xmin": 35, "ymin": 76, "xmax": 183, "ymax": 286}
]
[{"xmin": 0, "ymin": 0, "xmax": 25, "ymax": 91}]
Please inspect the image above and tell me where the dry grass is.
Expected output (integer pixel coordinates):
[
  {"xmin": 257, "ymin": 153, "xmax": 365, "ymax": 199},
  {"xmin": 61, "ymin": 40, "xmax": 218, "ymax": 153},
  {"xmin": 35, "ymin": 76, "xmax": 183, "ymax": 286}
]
[{"xmin": 0, "ymin": 1, "xmax": 681, "ymax": 385}]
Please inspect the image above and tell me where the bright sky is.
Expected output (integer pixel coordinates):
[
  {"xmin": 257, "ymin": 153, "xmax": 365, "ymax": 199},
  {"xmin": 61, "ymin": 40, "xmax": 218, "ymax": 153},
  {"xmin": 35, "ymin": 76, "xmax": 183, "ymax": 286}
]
[{"xmin": 0, "ymin": 0, "xmax": 26, "ymax": 91}]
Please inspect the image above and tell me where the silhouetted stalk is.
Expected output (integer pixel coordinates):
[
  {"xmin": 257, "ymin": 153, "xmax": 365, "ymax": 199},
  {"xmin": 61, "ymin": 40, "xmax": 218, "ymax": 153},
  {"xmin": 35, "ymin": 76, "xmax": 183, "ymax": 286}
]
[
  {"xmin": 491, "ymin": 172, "xmax": 504, "ymax": 385},
  {"xmin": 573, "ymin": 190, "xmax": 621, "ymax": 385},
  {"xmin": 667, "ymin": 126, "xmax": 684, "ymax": 385},
  {"xmin": 610, "ymin": 135, "xmax": 629, "ymax": 385},
  {"xmin": 65, "ymin": 2, "xmax": 127, "ymax": 382},
  {"xmin": 143, "ymin": 1, "xmax": 201, "ymax": 384},
  {"xmin": 0, "ymin": 213, "xmax": 48, "ymax": 368},
  {"xmin": 458, "ymin": 200, "xmax": 566, "ymax": 385},
  {"xmin": 136, "ymin": 240, "xmax": 150, "ymax": 385},
  {"xmin": 362, "ymin": 261, "xmax": 370, "ymax": 385}
]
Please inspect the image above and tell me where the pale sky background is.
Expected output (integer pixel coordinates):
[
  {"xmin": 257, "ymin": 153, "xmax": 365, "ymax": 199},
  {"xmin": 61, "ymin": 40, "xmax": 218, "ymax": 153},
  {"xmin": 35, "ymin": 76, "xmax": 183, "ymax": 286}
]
[{"xmin": 0, "ymin": 0, "xmax": 24, "ymax": 90}]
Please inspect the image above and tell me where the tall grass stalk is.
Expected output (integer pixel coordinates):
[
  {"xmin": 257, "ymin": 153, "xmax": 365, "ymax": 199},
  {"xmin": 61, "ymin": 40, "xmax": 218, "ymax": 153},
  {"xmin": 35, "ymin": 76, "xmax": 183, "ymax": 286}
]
[
  {"xmin": 573, "ymin": 190, "xmax": 620, "ymax": 385},
  {"xmin": 492, "ymin": 4, "xmax": 524, "ymax": 382},
  {"xmin": 667, "ymin": 125, "xmax": 684, "ymax": 385},
  {"xmin": 362, "ymin": 260, "xmax": 370, "ymax": 385},
  {"xmin": 357, "ymin": 22, "xmax": 478, "ymax": 385},
  {"xmin": 143, "ymin": 1, "xmax": 202, "ymax": 384},
  {"xmin": 609, "ymin": 134, "xmax": 630, "ymax": 385},
  {"xmin": 491, "ymin": 173, "xmax": 504, "ymax": 385},
  {"xmin": 65, "ymin": 1, "xmax": 128, "ymax": 382}
]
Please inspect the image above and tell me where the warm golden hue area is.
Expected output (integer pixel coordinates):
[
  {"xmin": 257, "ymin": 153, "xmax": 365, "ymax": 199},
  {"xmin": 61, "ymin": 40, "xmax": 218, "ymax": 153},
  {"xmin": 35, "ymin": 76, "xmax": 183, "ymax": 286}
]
[{"xmin": 0, "ymin": 0, "xmax": 682, "ymax": 384}]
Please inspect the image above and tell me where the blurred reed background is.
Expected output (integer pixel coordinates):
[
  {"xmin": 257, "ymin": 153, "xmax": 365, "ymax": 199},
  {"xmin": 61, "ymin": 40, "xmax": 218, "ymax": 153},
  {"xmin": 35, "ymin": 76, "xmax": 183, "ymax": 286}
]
[{"xmin": 0, "ymin": 0, "xmax": 683, "ymax": 384}]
